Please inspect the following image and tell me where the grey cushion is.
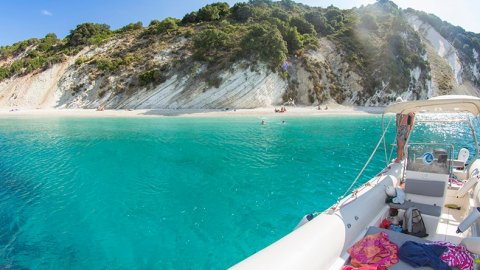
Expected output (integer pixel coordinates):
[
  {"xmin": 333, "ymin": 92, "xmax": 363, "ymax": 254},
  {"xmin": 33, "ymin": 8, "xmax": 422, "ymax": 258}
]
[
  {"xmin": 366, "ymin": 226, "xmax": 430, "ymax": 245},
  {"xmin": 389, "ymin": 201, "xmax": 442, "ymax": 217},
  {"xmin": 405, "ymin": 179, "xmax": 446, "ymax": 197}
]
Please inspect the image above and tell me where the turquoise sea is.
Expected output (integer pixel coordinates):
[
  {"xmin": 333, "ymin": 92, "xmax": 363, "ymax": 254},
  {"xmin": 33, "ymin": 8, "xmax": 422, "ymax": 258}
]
[{"xmin": 0, "ymin": 115, "xmax": 474, "ymax": 269}]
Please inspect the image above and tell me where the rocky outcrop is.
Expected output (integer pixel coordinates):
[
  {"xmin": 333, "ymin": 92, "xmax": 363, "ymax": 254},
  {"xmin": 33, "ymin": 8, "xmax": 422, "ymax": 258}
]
[
  {"xmin": 406, "ymin": 14, "xmax": 462, "ymax": 82},
  {"xmin": 114, "ymin": 64, "xmax": 285, "ymax": 109},
  {"xmin": 0, "ymin": 60, "xmax": 72, "ymax": 108},
  {"xmin": 285, "ymin": 39, "xmax": 364, "ymax": 105},
  {"xmin": 405, "ymin": 13, "xmax": 480, "ymax": 97}
]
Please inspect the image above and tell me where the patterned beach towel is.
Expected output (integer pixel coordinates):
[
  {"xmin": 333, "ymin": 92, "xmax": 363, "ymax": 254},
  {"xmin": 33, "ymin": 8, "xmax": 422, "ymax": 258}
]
[
  {"xmin": 429, "ymin": 241, "xmax": 474, "ymax": 270},
  {"xmin": 348, "ymin": 232, "xmax": 399, "ymax": 268}
]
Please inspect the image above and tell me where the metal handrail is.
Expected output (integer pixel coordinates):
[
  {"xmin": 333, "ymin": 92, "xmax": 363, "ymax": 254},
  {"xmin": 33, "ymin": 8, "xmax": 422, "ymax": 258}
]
[{"xmin": 467, "ymin": 117, "xmax": 479, "ymax": 172}]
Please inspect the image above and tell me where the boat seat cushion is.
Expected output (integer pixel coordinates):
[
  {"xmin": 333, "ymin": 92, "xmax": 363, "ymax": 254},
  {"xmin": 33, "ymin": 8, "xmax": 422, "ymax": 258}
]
[
  {"xmin": 363, "ymin": 227, "xmax": 436, "ymax": 270},
  {"xmin": 405, "ymin": 179, "xmax": 446, "ymax": 197},
  {"xmin": 389, "ymin": 201, "xmax": 442, "ymax": 217},
  {"xmin": 365, "ymin": 226, "xmax": 430, "ymax": 245}
]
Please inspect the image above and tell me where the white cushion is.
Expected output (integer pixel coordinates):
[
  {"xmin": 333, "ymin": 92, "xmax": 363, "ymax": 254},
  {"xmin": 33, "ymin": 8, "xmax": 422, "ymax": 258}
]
[{"xmin": 461, "ymin": 237, "xmax": 480, "ymax": 254}]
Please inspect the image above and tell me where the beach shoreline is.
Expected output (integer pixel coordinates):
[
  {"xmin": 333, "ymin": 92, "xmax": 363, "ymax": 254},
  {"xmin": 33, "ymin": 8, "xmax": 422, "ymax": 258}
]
[{"xmin": 0, "ymin": 105, "xmax": 385, "ymax": 118}]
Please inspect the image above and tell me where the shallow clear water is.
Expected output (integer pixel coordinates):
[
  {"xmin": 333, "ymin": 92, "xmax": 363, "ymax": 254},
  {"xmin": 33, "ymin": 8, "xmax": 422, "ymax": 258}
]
[{"xmin": 0, "ymin": 115, "xmax": 474, "ymax": 269}]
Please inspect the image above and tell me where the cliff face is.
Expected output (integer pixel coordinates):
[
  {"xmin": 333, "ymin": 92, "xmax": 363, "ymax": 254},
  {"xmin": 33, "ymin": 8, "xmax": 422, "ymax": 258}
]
[
  {"xmin": 108, "ymin": 64, "xmax": 286, "ymax": 110},
  {"xmin": 0, "ymin": 1, "xmax": 479, "ymax": 109},
  {"xmin": 0, "ymin": 47, "xmax": 285, "ymax": 109},
  {"xmin": 405, "ymin": 13, "xmax": 479, "ymax": 97},
  {"xmin": 0, "ymin": 33, "xmax": 287, "ymax": 109}
]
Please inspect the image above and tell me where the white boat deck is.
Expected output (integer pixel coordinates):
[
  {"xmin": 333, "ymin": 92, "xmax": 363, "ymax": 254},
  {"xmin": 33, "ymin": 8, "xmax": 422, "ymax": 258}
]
[
  {"xmin": 430, "ymin": 207, "xmax": 465, "ymax": 244},
  {"xmin": 426, "ymin": 189, "xmax": 470, "ymax": 244}
]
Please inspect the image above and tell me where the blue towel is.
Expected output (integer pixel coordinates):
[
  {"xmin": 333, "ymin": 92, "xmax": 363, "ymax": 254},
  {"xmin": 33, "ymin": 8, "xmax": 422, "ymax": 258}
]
[{"xmin": 399, "ymin": 241, "xmax": 451, "ymax": 270}]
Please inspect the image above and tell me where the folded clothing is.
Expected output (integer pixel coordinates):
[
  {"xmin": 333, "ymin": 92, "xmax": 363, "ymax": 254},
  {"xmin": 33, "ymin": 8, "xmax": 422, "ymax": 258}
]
[
  {"xmin": 399, "ymin": 241, "xmax": 451, "ymax": 270},
  {"xmin": 392, "ymin": 188, "xmax": 405, "ymax": 204},
  {"xmin": 348, "ymin": 232, "xmax": 399, "ymax": 268},
  {"xmin": 427, "ymin": 241, "xmax": 473, "ymax": 270}
]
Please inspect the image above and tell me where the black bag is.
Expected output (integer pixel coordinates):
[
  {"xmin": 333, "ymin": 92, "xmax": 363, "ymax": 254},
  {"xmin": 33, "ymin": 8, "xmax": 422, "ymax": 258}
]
[{"xmin": 402, "ymin": 207, "xmax": 428, "ymax": 238}]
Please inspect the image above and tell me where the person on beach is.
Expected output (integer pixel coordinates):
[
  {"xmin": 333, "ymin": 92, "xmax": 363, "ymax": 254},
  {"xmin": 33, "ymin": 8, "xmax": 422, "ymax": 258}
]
[{"xmin": 395, "ymin": 112, "xmax": 415, "ymax": 162}]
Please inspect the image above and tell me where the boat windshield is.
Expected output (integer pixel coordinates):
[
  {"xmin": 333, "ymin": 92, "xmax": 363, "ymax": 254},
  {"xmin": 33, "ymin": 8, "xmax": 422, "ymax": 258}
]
[
  {"xmin": 406, "ymin": 143, "xmax": 452, "ymax": 174},
  {"xmin": 404, "ymin": 113, "xmax": 479, "ymax": 175}
]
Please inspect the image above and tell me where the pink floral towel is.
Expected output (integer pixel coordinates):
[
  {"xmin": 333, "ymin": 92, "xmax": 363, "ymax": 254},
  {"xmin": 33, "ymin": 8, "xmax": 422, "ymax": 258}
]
[{"xmin": 348, "ymin": 232, "xmax": 399, "ymax": 268}]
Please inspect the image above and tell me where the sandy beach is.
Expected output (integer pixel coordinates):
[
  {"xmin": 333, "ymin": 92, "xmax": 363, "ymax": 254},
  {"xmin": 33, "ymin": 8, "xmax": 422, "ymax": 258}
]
[{"xmin": 0, "ymin": 104, "xmax": 385, "ymax": 118}]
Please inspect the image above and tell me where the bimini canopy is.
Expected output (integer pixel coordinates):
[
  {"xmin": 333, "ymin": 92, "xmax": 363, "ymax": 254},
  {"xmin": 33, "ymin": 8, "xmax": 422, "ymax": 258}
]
[{"xmin": 385, "ymin": 95, "xmax": 480, "ymax": 115}]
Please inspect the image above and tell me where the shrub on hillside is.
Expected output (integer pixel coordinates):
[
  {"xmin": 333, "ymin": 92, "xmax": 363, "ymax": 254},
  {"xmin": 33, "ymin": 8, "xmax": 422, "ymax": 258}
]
[
  {"xmin": 290, "ymin": 17, "xmax": 316, "ymax": 35},
  {"xmin": 37, "ymin": 33, "xmax": 59, "ymax": 52},
  {"xmin": 198, "ymin": 5, "xmax": 221, "ymax": 21},
  {"xmin": 305, "ymin": 11, "xmax": 332, "ymax": 35},
  {"xmin": 138, "ymin": 69, "xmax": 167, "ymax": 86},
  {"xmin": 213, "ymin": 2, "xmax": 230, "ymax": 17},
  {"xmin": 249, "ymin": 0, "xmax": 273, "ymax": 7},
  {"xmin": 149, "ymin": 20, "xmax": 161, "ymax": 27},
  {"xmin": 266, "ymin": 17, "xmax": 308, "ymax": 55},
  {"xmin": 117, "ymin": 22, "xmax": 143, "ymax": 33},
  {"xmin": 182, "ymin": 12, "xmax": 199, "ymax": 24},
  {"xmin": 231, "ymin": 3, "xmax": 256, "ymax": 22},
  {"xmin": 0, "ymin": 67, "xmax": 10, "ymax": 80},
  {"xmin": 301, "ymin": 33, "xmax": 319, "ymax": 49},
  {"xmin": 325, "ymin": 6, "xmax": 344, "ymax": 32},
  {"xmin": 94, "ymin": 57, "xmax": 124, "ymax": 72},
  {"xmin": 0, "ymin": 39, "xmax": 38, "ymax": 59},
  {"xmin": 157, "ymin": 18, "xmax": 179, "ymax": 33},
  {"xmin": 193, "ymin": 28, "xmax": 234, "ymax": 60},
  {"xmin": 271, "ymin": 8, "xmax": 290, "ymax": 22},
  {"xmin": 284, "ymin": 27, "xmax": 303, "ymax": 53},
  {"xmin": 67, "ymin": 23, "xmax": 112, "ymax": 46},
  {"xmin": 241, "ymin": 24, "xmax": 287, "ymax": 68},
  {"xmin": 197, "ymin": 3, "xmax": 230, "ymax": 22}
]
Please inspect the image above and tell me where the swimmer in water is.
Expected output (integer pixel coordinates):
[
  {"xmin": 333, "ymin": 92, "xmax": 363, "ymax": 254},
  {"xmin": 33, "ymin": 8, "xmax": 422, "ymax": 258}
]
[{"xmin": 261, "ymin": 120, "xmax": 266, "ymax": 125}]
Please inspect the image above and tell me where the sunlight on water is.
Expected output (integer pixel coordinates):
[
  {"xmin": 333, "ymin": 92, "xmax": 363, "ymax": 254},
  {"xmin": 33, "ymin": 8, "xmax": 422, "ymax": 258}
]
[{"xmin": 410, "ymin": 114, "xmax": 480, "ymax": 159}]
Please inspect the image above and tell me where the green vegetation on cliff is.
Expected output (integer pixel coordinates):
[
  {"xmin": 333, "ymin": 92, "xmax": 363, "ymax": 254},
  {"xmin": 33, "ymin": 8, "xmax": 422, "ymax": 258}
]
[{"xmin": 0, "ymin": 0, "xmax": 476, "ymax": 105}]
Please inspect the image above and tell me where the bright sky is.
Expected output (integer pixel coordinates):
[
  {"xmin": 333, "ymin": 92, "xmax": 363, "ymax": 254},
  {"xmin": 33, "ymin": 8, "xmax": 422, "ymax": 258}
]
[{"xmin": 0, "ymin": 0, "xmax": 478, "ymax": 46}]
